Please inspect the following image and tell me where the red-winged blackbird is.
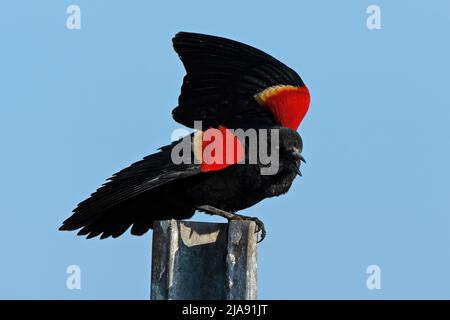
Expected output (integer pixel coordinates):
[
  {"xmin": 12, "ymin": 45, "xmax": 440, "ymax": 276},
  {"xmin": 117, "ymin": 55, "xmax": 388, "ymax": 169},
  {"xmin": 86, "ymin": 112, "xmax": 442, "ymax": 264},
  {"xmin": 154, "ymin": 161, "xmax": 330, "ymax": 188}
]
[{"xmin": 59, "ymin": 32, "xmax": 310, "ymax": 241}]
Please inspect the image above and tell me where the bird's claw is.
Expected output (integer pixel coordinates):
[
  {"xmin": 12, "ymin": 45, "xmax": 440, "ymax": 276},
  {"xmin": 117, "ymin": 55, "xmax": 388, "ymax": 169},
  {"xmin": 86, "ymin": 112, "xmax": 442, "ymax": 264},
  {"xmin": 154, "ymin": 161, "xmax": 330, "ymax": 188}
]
[
  {"xmin": 230, "ymin": 215, "xmax": 266, "ymax": 243},
  {"xmin": 250, "ymin": 217, "xmax": 266, "ymax": 243}
]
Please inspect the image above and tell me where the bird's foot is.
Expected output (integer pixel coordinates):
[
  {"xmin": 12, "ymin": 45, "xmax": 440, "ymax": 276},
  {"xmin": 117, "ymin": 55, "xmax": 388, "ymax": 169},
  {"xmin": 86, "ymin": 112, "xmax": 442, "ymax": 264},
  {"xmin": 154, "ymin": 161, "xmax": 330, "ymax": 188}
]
[
  {"xmin": 230, "ymin": 214, "xmax": 266, "ymax": 243},
  {"xmin": 197, "ymin": 205, "xmax": 266, "ymax": 242}
]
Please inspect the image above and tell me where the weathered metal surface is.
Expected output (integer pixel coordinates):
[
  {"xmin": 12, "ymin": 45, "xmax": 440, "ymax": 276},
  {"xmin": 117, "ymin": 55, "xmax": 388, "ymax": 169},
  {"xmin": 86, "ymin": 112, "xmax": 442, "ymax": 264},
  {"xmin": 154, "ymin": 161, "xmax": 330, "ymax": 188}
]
[
  {"xmin": 226, "ymin": 220, "xmax": 258, "ymax": 300},
  {"xmin": 151, "ymin": 219, "xmax": 257, "ymax": 300}
]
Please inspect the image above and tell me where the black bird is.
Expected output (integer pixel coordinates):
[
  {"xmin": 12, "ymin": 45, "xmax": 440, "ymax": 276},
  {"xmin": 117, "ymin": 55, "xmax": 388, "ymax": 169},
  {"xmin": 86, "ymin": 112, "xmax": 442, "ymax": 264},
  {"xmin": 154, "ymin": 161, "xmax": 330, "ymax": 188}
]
[{"xmin": 59, "ymin": 32, "xmax": 310, "ymax": 241}]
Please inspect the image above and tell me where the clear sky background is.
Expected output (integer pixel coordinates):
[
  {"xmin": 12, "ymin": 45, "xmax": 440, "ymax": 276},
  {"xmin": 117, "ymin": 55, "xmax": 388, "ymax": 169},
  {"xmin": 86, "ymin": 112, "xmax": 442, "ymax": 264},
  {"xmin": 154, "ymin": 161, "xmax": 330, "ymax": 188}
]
[{"xmin": 1, "ymin": 0, "xmax": 449, "ymax": 299}]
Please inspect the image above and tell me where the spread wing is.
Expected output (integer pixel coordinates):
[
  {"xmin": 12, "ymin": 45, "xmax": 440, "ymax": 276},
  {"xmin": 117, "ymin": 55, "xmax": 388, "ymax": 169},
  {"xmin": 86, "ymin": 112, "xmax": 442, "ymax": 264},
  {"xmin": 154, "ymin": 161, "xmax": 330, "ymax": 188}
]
[
  {"xmin": 59, "ymin": 138, "xmax": 202, "ymax": 238},
  {"xmin": 172, "ymin": 32, "xmax": 306, "ymax": 130},
  {"xmin": 60, "ymin": 128, "xmax": 245, "ymax": 239}
]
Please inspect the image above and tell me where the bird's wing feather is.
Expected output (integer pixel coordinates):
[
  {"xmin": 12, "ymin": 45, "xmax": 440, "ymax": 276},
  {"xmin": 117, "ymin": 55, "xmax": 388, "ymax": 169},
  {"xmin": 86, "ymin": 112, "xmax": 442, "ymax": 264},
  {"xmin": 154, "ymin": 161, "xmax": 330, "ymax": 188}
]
[
  {"xmin": 60, "ymin": 128, "xmax": 246, "ymax": 237},
  {"xmin": 59, "ymin": 140, "xmax": 202, "ymax": 233},
  {"xmin": 172, "ymin": 32, "xmax": 304, "ymax": 129}
]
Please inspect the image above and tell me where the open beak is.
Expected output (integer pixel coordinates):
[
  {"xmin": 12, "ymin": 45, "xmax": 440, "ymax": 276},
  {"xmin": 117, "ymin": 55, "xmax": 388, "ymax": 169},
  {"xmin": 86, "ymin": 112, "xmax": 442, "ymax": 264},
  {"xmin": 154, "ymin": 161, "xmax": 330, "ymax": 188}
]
[
  {"xmin": 287, "ymin": 150, "xmax": 305, "ymax": 176},
  {"xmin": 285, "ymin": 159, "xmax": 302, "ymax": 176}
]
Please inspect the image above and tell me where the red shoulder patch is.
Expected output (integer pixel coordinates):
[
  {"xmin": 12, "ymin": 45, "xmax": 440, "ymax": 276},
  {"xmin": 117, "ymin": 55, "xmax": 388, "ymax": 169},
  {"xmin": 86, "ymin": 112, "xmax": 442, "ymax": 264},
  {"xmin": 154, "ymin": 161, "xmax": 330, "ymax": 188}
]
[
  {"xmin": 194, "ymin": 126, "xmax": 244, "ymax": 172},
  {"xmin": 255, "ymin": 85, "xmax": 310, "ymax": 130}
]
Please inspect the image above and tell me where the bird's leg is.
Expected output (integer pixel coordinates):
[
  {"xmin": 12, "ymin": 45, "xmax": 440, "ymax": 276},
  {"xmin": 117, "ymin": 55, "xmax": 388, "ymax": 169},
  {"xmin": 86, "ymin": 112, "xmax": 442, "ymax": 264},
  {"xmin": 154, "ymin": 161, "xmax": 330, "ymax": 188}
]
[{"xmin": 196, "ymin": 205, "xmax": 266, "ymax": 242}]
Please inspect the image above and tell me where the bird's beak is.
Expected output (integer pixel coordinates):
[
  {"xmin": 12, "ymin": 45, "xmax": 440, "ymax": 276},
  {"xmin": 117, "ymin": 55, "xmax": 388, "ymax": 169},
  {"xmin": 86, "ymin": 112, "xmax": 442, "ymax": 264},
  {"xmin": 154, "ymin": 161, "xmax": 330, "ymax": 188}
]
[
  {"xmin": 292, "ymin": 150, "xmax": 306, "ymax": 163},
  {"xmin": 287, "ymin": 150, "xmax": 305, "ymax": 176},
  {"xmin": 299, "ymin": 155, "xmax": 306, "ymax": 164},
  {"xmin": 286, "ymin": 160, "xmax": 302, "ymax": 176}
]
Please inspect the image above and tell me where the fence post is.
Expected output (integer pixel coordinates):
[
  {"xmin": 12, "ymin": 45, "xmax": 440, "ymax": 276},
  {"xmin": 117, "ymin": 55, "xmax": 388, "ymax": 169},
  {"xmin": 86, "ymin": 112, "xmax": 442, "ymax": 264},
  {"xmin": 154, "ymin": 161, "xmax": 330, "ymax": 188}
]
[{"xmin": 151, "ymin": 219, "xmax": 258, "ymax": 300}]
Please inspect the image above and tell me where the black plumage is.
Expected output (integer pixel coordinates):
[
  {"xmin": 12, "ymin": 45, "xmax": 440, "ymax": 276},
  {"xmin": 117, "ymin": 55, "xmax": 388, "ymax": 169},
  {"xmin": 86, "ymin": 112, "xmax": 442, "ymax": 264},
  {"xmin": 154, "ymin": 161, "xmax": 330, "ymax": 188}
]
[
  {"xmin": 59, "ymin": 32, "xmax": 309, "ymax": 240},
  {"xmin": 172, "ymin": 32, "xmax": 305, "ymax": 129}
]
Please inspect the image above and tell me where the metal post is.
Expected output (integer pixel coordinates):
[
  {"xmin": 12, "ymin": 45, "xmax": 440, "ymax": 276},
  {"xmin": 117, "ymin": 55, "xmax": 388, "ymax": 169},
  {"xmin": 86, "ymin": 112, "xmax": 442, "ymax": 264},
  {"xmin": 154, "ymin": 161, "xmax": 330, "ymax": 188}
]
[{"xmin": 151, "ymin": 219, "xmax": 258, "ymax": 300}]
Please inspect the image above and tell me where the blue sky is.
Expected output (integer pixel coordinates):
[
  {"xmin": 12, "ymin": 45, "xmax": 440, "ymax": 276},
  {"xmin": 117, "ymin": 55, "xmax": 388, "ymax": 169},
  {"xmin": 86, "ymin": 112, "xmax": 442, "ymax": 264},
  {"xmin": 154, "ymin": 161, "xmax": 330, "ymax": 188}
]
[{"xmin": 1, "ymin": 0, "xmax": 449, "ymax": 299}]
